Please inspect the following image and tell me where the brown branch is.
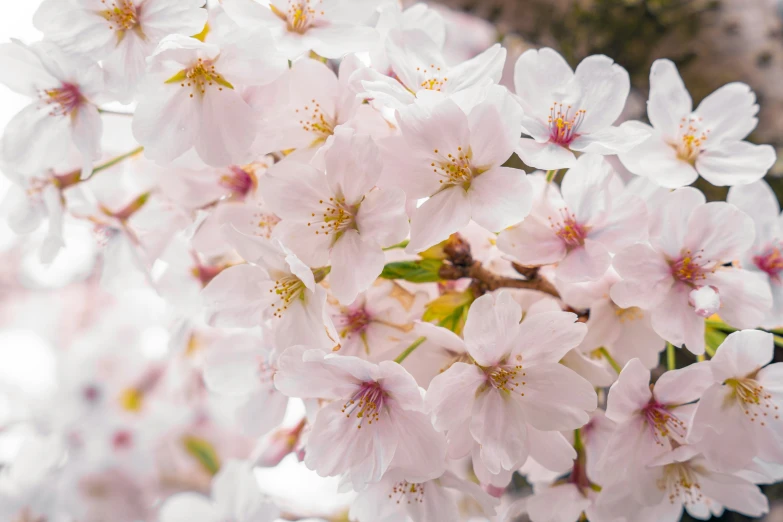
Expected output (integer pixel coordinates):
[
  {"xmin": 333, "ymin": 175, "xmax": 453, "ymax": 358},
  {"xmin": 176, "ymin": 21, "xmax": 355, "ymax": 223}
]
[{"xmin": 439, "ymin": 260, "xmax": 560, "ymax": 298}]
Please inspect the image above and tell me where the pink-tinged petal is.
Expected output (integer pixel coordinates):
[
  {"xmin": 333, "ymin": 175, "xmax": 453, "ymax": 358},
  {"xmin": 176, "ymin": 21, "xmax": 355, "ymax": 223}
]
[
  {"xmin": 375, "ymin": 361, "xmax": 424, "ymax": 412},
  {"xmin": 426, "ymin": 362, "xmax": 485, "ymax": 431},
  {"xmin": 758, "ymin": 362, "xmax": 783, "ymax": 393},
  {"xmin": 710, "ymin": 330, "xmax": 773, "ymax": 382},
  {"xmin": 397, "ymin": 97, "xmax": 470, "ymax": 160},
  {"xmin": 388, "ymin": 410, "xmax": 447, "ymax": 482},
  {"xmin": 467, "ymin": 96, "xmax": 518, "ymax": 168},
  {"xmin": 572, "ymin": 54, "xmax": 630, "ymax": 133},
  {"xmin": 618, "ymin": 130, "xmax": 698, "ymax": 189},
  {"xmin": 647, "ymin": 59, "xmax": 692, "ymax": 136},
  {"xmin": 236, "ymin": 388, "xmax": 288, "ymax": 437},
  {"xmin": 448, "ymin": 43, "xmax": 506, "ymax": 93},
  {"xmin": 70, "ymin": 104, "xmax": 102, "ymax": 175},
  {"xmin": 222, "ymin": 0, "xmax": 285, "ymax": 27},
  {"xmin": 683, "ymin": 202, "xmax": 755, "ymax": 262},
  {"xmin": 274, "ymin": 346, "xmax": 361, "ymax": 399},
  {"xmin": 605, "ymin": 358, "xmax": 651, "ymax": 423},
  {"xmin": 276, "ymin": 286, "xmax": 337, "ymax": 349},
  {"xmin": 212, "ymin": 460, "xmax": 279, "ymax": 520},
  {"xmin": 378, "ymin": 134, "xmax": 442, "ymax": 198},
  {"xmin": 308, "ymin": 24, "xmax": 378, "ymax": 59},
  {"xmin": 497, "ymin": 214, "xmax": 566, "ymax": 266},
  {"xmin": 697, "ymin": 141, "xmax": 776, "ymax": 187},
  {"xmin": 649, "ymin": 187, "xmax": 705, "ymax": 257},
  {"xmin": 527, "ymin": 484, "xmax": 590, "ymax": 522},
  {"xmin": 305, "ymin": 401, "xmax": 396, "ymax": 486},
  {"xmin": 138, "ymin": 0, "xmax": 208, "ymax": 38},
  {"xmin": 519, "ymin": 363, "xmax": 596, "ymax": 431},
  {"xmin": 691, "ymin": 386, "xmax": 757, "ymax": 471},
  {"xmin": 132, "ymin": 85, "xmax": 198, "ymax": 164},
  {"xmin": 513, "ymin": 47, "xmax": 574, "ymax": 124},
  {"xmin": 407, "ymin": 186, "xmax": 471, "ymax": 253},
  {"xmin": 159, "ymin": 493, "xmax": 223, "ymax": 522},
  {"xmin": 463, "ymin": 292, "xmax": 523, "ymax": 366},
  {"xmin": 695, "ymin": 82, "xmax": 759, "ymax": 143},
  {"xmin": 413, "ymin": 321, "xmax": 467, "ymax": 354},
  {"xmin": 202, "ymin": 342, "xmax": 263, "ymax": 396},
  {"xmin": 568, "ymin": 121, "xmax": 651, "ymax": 155},
  {"xmin": 513, "ymin": 311, "xmax": 587, "ymax": 365},
  {"xmin": 709, "ymin": 269, "xmax": 772, "ymax": 330},
  {"xmin": 726, "ymin": 179, "xmax": 780, "ymax": 231},
  {"xmin": 470, "ymin": 390, "xmax": 529, "ymax": 473},
  {"xmin": 654, "ymin": 361, "xmax": 712, "ymax": 406},
  {"xmin": 559, "ymin": 153, "xmax": 612, "ymax": 224},
  {"xmin": 324, "ymin": 128, "xmax": 381, "ymax": 203},
  {"xmin": 697, "ymin": 472, "xmax": 768, "ymax": 518},
  {"xmin": 273, "ymin": 221, "xmax": 332, "ymax": 268},
  {"xmin": 527, "ymin": 426, "xmax": 577, "ymax": 474},
  {"xmin": 515, "ymin": 138, "xmax": 576, "ymax": 170},
  {"xmin": 472, "ymin": 445, "xmax": 515, "ymax": 487},
  {"xmin": 0, "ymin": 41, "xmax": 57, "ymax": 96},
  {"xmin": 650, "ymin": 284, "xmax": 705, "ymax": 354},
  {"xmin": 201, "ymin": 264, "xmax": 274, "ymax": 327},
  {"xmin": 330, "ymin": 230, "xmax": 385, "ymax": 305},
  {"xmin": 438, "ymin": 470, "xmax": 500, "ymax": 517},
  {"xmin": 258, "ymin": 161, "xmax": 330, "ymax": 220},
  {"xmin": 194, "ymin": 89, "xmax": 258, "ymax": 167},
  {"xmin": 596, "ymin": 416, "xmax": 664, "ymax": 486},
  {"xmin": 468, "ymin": 166, "xmax": 532, "ymax": 232},
  {"xmin": 561, "ymin": 349, "xmax": 615, "ymax": 387},
  {"xmin": 556, "ymin": 239, "xmax": 611, "ymax": 283},
  {"xmin": 1, "ymin": 103, "xmax": 71, "ymax": 175},
  {"xmin": 356, "ymin": 187, "xmax": 409, "ymax": 247}
]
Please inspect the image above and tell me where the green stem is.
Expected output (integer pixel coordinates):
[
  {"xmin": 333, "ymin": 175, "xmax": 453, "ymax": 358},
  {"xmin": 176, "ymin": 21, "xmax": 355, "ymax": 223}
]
[
  {"xmin": 597, "ymin": 347, "xmax": 622, "ymax": 374},
  {"xmin": 394, "ymin": 336, "xmax": 426, "ymax": 364},
  {"xmin": 704, "ymin": 342, "xmax": 716, "ymax": 358},
  {"xmin": 383, "ymin": 239, "xmax": 409, "ymax": 251},
  {"xmin": 573, "ymin": 428, "xmax": 583, "ymax": 453},
  {"xmin": 704, "ymin": 319, "xmax": 737, "ymax": 333},
  {"xmin": 545, "ymin": 169, "xmax": 557, "ymax": 183},
  {"xmin": 774, "ymin": 335, "xmax": 783, "ymax": 349},
  {"xmin": 86, "ymin": 146, "xmax": 144, "ymax": 179},
  {"xmin": 666, "ymin": 342, "xmax": 676, "ymax": 371}
]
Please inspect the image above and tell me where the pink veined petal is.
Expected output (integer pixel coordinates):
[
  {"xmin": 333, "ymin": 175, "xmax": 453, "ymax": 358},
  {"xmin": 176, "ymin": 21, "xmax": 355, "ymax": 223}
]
[
  {"xmin": 526, "ymin": 484, "xmax": 590, "ymax": 522},
  {"xmin": 194, "ymin": 89, "xmax": 258, "ymax": 167},
  {"xmin": 559, "ymin": 153, "xmax": 613, "ymax": 224},
  {"xmin": 695, "ymin": 82, "xmax": 759, "ymax": 143},
  {"xmin": 274, "ymin": 346, "xmax": 362, "ymax": 400},
  {"xmin": 1, "ymin": 103, "xmax": 71, "ymax": 175},
  {"xmin": 0, "ymin": 41, "xmax": 58, "ymax": 96},
  {"xmin": 696, "ymin": 141, "xmax": 776, "ymax": 187},
  {"xmin": 605, "ymin": 358, "xmax": 652, "ymax": 422},
  {"xmin": 376, "ymin": 360, "xmax": 424, "ymax": 412},
  {"xmin": 513, "ymin": 47, "xmax": 574, "ymax": 124},
  {"xmin": 519, "ymin": 363, "xmax": 597, "ymax": 431},
  {"xmin": 159, "ymin": 493, "xmax": 224, "ymax": 522},
  {"xmin": 515, "ymin": 138, "xmax": 577, "ymax": 170},
  {"xmin": 212, "ymin": 460, "xmax": 279, "ymax": 520},
  {"xmin": 526, "ymin": 425, "xmax": 577, "ymax": 474},
  {"xmin": 683, "ymin": 201, "xmax": 755, "ymax": 262},
  {"xmin": 572, "ymin": 54, "xmax": 630, "ymax": 133},
  {"xmin": 470, "ymin": 390, "xmax": 529, "ymax": 474},
  {"xmin": 70, "ymin": 103, "xmax": 102, "ymax": 176},
  {"xmin": 447, "ymin": 43, "xmax": 506, "ymax": 94},
  {"xmin": 463, "ymin": 291, "xmax": 523, "ymax": 366},
  {"xmin": 496, "ymin": 212, "xmax": 567, "ymax": 266},
  {"xmin": 324, "ymin": 128, "xmax": 381, "ymax": 203},
  {"xmin": 132, "ymin": 84, "xmax": 199, "ymax": 164},
  {"xmin": 202, "ymin": 343, "xmax": 263, "ymax": 396},
  {"xmin": 236, "ymin": 388, "xmax": 289, "ymax": 437},
  {"xmin": 355, "ymin": 187, "xmax": 409, "ymax": 248},
  {"xmin": 512, "ymin": 311, "xmax": 587, "ymax": 366},
  {"xmin": 467, "ymin": 96, "xmax": 517, "ymax": 168},
  {"xmin": 726, "ymin": 179, "xmax": 780, "ymax": 231},
  {"xmin": 618, "ymin": 130, "xmax": 699, "ymax": 189},
  {"xmin": 387, "ymin": 410, "xmax": 447, "ymax": 483},
  {"xmin": 649, "ymin": 186, "xmax": 705, "ymax": 258},
  {"xmin": 425, "ymin": 362, "xmax": 485, "ymax": 432},
  {"xmin": 467, "ymin": 166, "xmax": 532, "ymax": 233},
  {"xmin": 396, "ymin": 98, "xmax": 470, "ymax": 163},
  {"xmin": 308, "ymin": 24, "xmax": 378, "ymax": 59},
  {"xmin": 697, "ymin": 471, "xmax": 769, "ymax": 518},
  {"xmin": 590, "ymin": 194, "xmax": 649, "ymax": 252},
  {"xmin": 406, "ymin": 186, "xmax": 471, "ymax": 253},
  {"xmin": 650, "ymin": 283, "xmax": 705, "ymax": 354},
  {"xmin": 647, "ymin": 59, "xmax": 692, "ymax": 137},
  {"xmin": 710, "ymin": 329, "xmax": 773, "ymax": 382},
  {"xmin": 329, "ymin": 230, "xmax": 385, "ymax": 305},
  {"xmin": 555, "ymin": 238, "xmax": 611, "ymax": 283},
  {"xmin": 708, "ymin": 269, "xmax": 772, "ymax": 330},
  {"xmin": 201, "ymin": 264, "xmax": 274, "ymax": 328},
  {"xmin": 568, "ymin": 121, "xmax": 651, "ymax": 155},
  {"xmin": 653, "ymin": 361, "xmax": 713, "ymax": 406}
]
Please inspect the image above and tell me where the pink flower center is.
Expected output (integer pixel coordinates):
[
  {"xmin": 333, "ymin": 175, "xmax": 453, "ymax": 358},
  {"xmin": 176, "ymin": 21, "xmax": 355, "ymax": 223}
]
[
  {"xmin": 671, "ymin": 116, "xmax": 710, "ymax": 164},
  {"xmin": 753, "ymin": 246, "xmax": 783, "ymax": 282},
  {"xmin": 642, "ymin": 401, "xmax": 686, "ymax": 446},
  {"xmin": 337, "ymin": 306, "xmax": 373, "ymax": 339},
  {"xmin": 341, "ymin": 381, "xmax": 387, "ymax": 428},
  {"xmin": 389, "ymin": 480, "xmax": 426, "ymax": 504},
  {"xmin": 271, "ymin": 0, "xmax": 323, "ymax": 34},
  {"xmin": 40, "ymin": 82, "xmax": 84, "ymax": 117},
  {"xmin": 670, "ymin": 251, "xmax": 709, "ymax": 284},
  {"xmin": 548, "ymin": 103, "xmax": 586, "ymax": 147},
  {"xmin": 219, "ymin": 166, "xmax": 257, "ymax": 200},
  {"xmin": 550, "ymin": 210, "xmax": 589, "ymax": 247},
  {"xmin": 306, "ymin": 196, "xmax": 358, "ymax": 241},
  {"xmin": 486, "ymin": 364, "xmax": 526, "ymax": 396},
  {"xmin": 112, "ymin": 430, "xmax": 133, "ymax": 450}
]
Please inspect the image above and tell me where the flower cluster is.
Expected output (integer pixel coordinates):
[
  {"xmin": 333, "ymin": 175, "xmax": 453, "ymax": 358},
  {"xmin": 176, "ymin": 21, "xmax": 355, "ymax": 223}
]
[{"xmin": 1, "ymin": 1, "xmax": 781, "ymax": 522}]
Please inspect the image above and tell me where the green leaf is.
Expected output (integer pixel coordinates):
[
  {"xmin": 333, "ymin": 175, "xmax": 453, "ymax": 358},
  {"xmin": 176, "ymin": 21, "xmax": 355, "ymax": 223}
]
[
  {"xmin": 380, "ymin": 259, "xmax": 443, "ymax": 283},
  {"xmin": 422, "ymin": 289, "xmax": 474, "ymax": 335},
  {"xmin": 182, "ymin": 435, "xmax": 221, "ymax": 476},
  {"xmin": 704, "ymin": 326, "xmax": 727, "ymax": 357}
]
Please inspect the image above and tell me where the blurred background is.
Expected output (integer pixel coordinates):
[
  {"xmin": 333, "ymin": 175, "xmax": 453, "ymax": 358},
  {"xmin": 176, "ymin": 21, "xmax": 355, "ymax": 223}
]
[{"xmin": 1, "ymin": 1, "xmax": 783, "ymax": 521}]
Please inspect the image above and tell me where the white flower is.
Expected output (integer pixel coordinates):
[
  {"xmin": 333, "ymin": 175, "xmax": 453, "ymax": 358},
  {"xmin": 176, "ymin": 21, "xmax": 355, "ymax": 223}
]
[
  {"xmin": 512, "ymin": 47, "xmax": 650, "ymax": 170},
  {"xmin": 221, "ymin": 0, "xmax": 382, "ymax": 60},
  {"xmin": 0, "ymin": 40, "xmax": 103, "ymax": 177},
  {"xmin": 132, "ymin": 33, "xmax": 287, "ymax": 167},
  {"xmin": 380, "ymin": 89, "xmax": 532, "ymax": 252},
  {"xmin": 691, "ymin": 330, "xmax": 783, "ymax": 471},
  {"xmin": 498, "ymin": 154, "xmax": 648, "ymax": 283},
  {"xmin": 619, "ymin": 59, "xmax": 776, "ymax": 188},
  {"xmin": 260, "ymin": 128, "xmax": 408, "ymax": 304},
  {"xmin": 33, "ymin": 0, "xmax": 207, "ymax": 100},
  {"xmin": 274, "ymin": 347, "xmax": 447, "ymax": 489}
]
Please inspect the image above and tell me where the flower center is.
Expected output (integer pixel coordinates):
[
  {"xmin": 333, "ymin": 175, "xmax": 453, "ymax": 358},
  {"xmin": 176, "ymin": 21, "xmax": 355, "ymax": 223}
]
[
  {"xmin": 112, "ymin": 430, "xmax": 134, "ymax": 450},
  {"xmin": 251, "ymin": 211, "xmax": 281, "ymax": 239},
  {"xmin": 670, "ymin": 250, "xmax": 710, "ymax": 285},
  {"xmin": 337, "ymin": 306, "xmax": 373, "ymax": 338},
  {"xmin": 725, "ymin": 377, "xmax": 779, "ymax": 426},
  {"xmin": 753, "ymin": 246, "xmax": 783, "ymax": 282},
  {"xmin": 100, "ymin": 0, "xmax": 140, "ymax": 33},
  {"xmin": 40, "ymin": 82, "xmax": 84, "ymax": 117},
  {"xmin": 166, "ymin": 58, "xmax": 234, "ymax": 98},
  {"xmin": 341, "ymin": 381, "xmax": 387, "ymax": 429},
  {"xmin": 431, "ymin": 147, "xmax": 475, "ymax": 187},
  {"xmin": 271, "ymin": 274, "xmax": 306, "ymax": 317},
  {"xmin": 416, "ymin": 64, "xmax": 448, "ymax": 92},
  {"xmin": 659, "ymin": 463, "xmax": 704, "ymax": 506},
  {"xmin": 296, "ymin": 99, "xmax": 335, "ymax": 145},
  {"xmin": 389, "ymin": 480, "xmax": 426, "ymax": 504},
  {"xmin": 486, "ymin": 364, "xmax": 526, "ymax": 396},
  {"xmin": 220, "ymin": 165, "xmax": 258, "ymax": 200},
  {"xmin": 672, "ymin": 116, "xmax": 710, "ymax": 164},
  {"xmin": 642, "ymin": 401, "xmax": 687, "ymax": 446},
  {"xmin": 549, "ymin": 210, "xmax": 589, "ymax": 247},
  {"xmin": 307, "ymin": 197, "xmax": 358, "ymax": 242},
  {"xmin": 271, "ymin": 0, "xmax": 323, "ymax": 34},
  {"xmin": 548, "ymin": 103, "xmax": 586, "ymax": 147},
  {"xmin": 614, "ymin": 305, "xmax": 643, "ymax": 322}
]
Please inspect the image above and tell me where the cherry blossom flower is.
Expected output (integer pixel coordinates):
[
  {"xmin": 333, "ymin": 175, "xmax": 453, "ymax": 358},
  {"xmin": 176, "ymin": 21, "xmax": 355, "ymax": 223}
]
[
  {"xmin": 349, "ymin": 469, "xmax": 498, "ymax": 522},
  {"xmin": 611, "ymin": 187, "xmax": 772, "ymax": 354},
  {"xmin": 33, "ymin": 0, "xmax": 207, "ymax": 101},
  {"xmin": 260, "ymin": 128, "xmax": 409, "ymax": 304},
  {"xmin": 691, "ymin": 330, "xmax": 783, "ymax": 471},
  {"xmin": 619, "ymin": 59, "xmax": 776, "ymax": 188},
  {"xmin": 425, "ymin": 291, "xmax": 596, "ymax": 480},
  {"xmin": 727, "ymin": 179, "xmax": 783, "ymax": 327},
  {"xmin": 359, "ymin": 29, "xmax": 505, "ymax": 110},
  {"xmin": 201, "ymin": 226, "xmax": 336, "ymax": 349},
  {"xmin": 274, "ymin": 346, "xmax": 447, "ymax": 489},
  {"xmin": 159, "ymin": 460, "xmax": 279, "ymax": 522},
  {"xmin": 221, "ymin": 0, "xmax": 382, "ymax": 59},
  {"xmin": 0, "ymin": 40, "xmax": 103, "ymax": 177},
  {"xmin": 499, "ymin": 154, "xmax": 648, "ymax": 283},
  {"xmin": 380, "ymin": 90, "xmax": 532, "ymax": 252},
  {"xmin": 512, "ymin": 47, "xmax": 650, "ymax": 170},
  {"xmin": 368, "ymin": 3, "xmax": 447, "ymax": 74},
  {"xmin": 132, "ymin": 33, "xmax": 287, "ymax": 167}
]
